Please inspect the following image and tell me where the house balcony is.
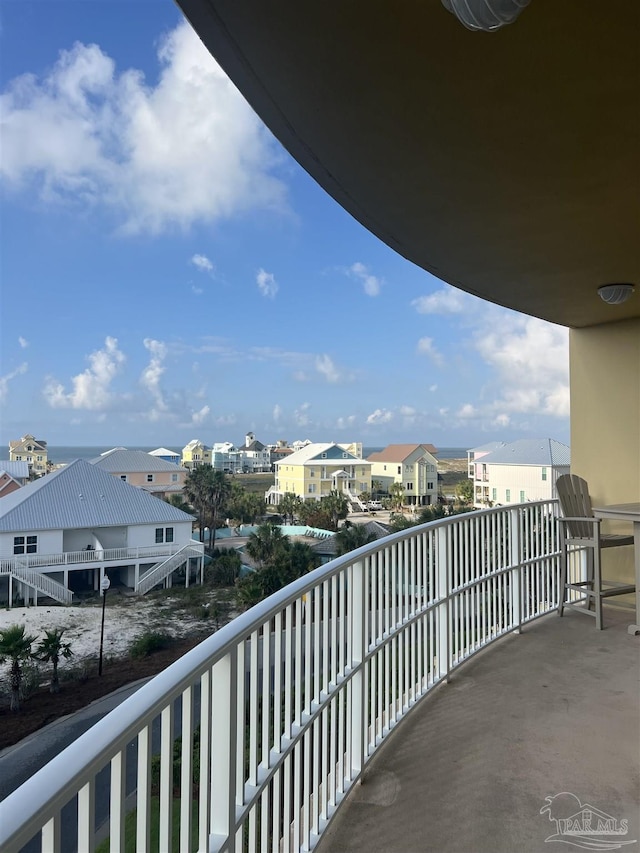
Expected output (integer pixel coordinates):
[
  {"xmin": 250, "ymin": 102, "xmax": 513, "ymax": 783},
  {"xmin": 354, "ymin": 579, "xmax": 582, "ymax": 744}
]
[{"xmin": 0, "ymin": 502, "xmax": 637, "ymax": 852}]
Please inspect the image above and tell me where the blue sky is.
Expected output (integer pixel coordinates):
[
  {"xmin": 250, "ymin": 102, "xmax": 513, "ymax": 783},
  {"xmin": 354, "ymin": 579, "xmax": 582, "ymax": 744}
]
[{"xmin": 0, "ymin": 1, "xmax": 570, "ymax": 451}]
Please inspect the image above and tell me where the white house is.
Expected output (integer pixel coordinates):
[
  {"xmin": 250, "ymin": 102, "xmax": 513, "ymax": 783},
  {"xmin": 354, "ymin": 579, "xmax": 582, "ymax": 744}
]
[
  {"xmin": 367, "ymin": 444, "xmax": 439, "ymax": 506},
  {"xmin": 468, "ymin": 438, "xmax": 570, "ymax": 508},
  {"xmin": 0, "ymin": 460, "xmax": 203, "ymax": 607}
]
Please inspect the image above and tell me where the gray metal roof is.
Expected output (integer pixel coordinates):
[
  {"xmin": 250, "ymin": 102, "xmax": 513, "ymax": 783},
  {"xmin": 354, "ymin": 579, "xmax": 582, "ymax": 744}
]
[
  {"xmin": 0, "ymin": 460, "xmax": 30, "ymax": 480},
  {"xmin": 0, "ymin": 459, "xmax": 194, "ymax": 533},
  {"xmin": 468, "ymin": 441, "xmax": 506, "ymax": 455},
  {"xmin": 477, "ymin": 439, "xmax": 570, "ymax": 467},
  {"xmin": 89, "ymin": 449, "xmax": 186, "ymax": 473}
]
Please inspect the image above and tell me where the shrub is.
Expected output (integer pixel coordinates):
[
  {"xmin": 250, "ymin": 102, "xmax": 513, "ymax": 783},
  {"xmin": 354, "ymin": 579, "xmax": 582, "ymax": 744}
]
[{"xmin": 129, "ymin": 631, "xmax": 171, "ymax": 659}]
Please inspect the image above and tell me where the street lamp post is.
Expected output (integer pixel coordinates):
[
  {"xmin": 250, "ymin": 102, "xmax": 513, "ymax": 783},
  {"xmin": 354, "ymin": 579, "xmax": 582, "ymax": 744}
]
[{"xmin": 98, "ymin": 575, "xmax": 111, "ymax": 676}]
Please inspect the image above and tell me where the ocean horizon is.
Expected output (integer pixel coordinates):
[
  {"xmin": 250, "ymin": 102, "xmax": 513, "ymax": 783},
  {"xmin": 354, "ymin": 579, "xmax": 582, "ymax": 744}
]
[{"xmin": 47, "ymin": 445, "xmax": 470, "ymax": 466}]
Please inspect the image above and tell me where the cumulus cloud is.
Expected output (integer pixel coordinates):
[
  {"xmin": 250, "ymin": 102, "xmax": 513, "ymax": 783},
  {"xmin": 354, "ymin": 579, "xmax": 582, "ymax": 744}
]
[
  {"xmin": 18, "ymin": 337, "xmax": 29, "ymax": 348},
  {"xmin": 190, "ymin": 254, "xmax": 213, "ymax": 274},
  {"xmin": 140, "ymin": 338, "xmax": 168, "ymax": 420},
  {"xmin": 315, "ymin": 354, "xmax": 344, "ymax": 383},
  {"xmin": 294, "ymin": 402, "xmax": 311, "ymax": 426},
  {"xmin": 0, "ymin": 362, "xmax": 28, "ymax": 402},
  {"xmin": 44, "ymin": 336, "xmax": 125, "ymax": 409},
  {"xmin": 416, "ymin": 336, "xmax": 444, "ymax": 366},
  {"xmin": 336, "ymin": 415, "xmax": 356, "ymax": 429},
  {"xmin": 191, "ymin": 405, "xmax": 210, "ymax": 426},
  {"xmin": 256, "ymin": 268, "xmax": 278, "ymax": 298},
  {"xmin": 457, "ymin": 403, "xmax": 478, "ymax": 418},
  {"xmin": 412, "ymin": 287, "xmax": 472, "ymax": 315},
  {"xmin": 474, "ymin": 315, "xmax": 569, "ymax": 417},
  {"xmin": 1, "ymin": 22, "xmax": 287, "ymax": 233},
  {"xmin": 366, "ymin": 408, "xmax": 394, "ymax": 425},
  {"xmin": 347, "ymin": 262, "xmax": 382, "ymax": 297}
]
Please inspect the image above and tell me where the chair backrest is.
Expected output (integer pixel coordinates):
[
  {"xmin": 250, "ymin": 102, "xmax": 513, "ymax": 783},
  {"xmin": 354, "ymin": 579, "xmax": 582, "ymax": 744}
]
[{"xmin": 556, "ymin": 474, "xmax": 595, "ymax": 539}]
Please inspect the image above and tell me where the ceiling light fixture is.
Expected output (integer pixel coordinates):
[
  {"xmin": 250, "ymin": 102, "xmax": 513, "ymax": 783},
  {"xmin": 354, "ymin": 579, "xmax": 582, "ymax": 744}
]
[
  {"xmin": 597, "ymin": 284, "xmax": 636, "ymax": 305},
  {"xmin": 441, "ymin": 0, "xmax": 531, "ymax": 32}
]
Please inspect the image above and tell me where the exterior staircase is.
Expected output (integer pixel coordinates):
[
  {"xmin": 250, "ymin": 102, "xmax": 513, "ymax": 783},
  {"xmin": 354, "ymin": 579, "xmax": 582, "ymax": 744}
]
[
  {"xmin": 136, "ymin": 544, "xmax": 203, "ymax": 595},
  {"xmin": 0, "ymin": 560, "xmax": 74, "ymax": 605},
  {"xmin": 345, "ymin": 488, "xmax": 368, "ymax": 513}
]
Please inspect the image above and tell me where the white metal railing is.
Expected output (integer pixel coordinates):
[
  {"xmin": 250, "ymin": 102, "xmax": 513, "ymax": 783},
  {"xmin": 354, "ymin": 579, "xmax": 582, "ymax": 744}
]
[
  {"xmin": 0, "ymin": 542, "xmax": 202, "ymax": 574},
  {"xmin": 10, "ymin": 564, "xmax": 74, "ymax": 604},
  {"xmin": 136, "ymin": 545, "xmax": 204, "ymax": 595},
  {"xmin": 0, "ymin": 502, "xmax": 562, "ymax": 853}
]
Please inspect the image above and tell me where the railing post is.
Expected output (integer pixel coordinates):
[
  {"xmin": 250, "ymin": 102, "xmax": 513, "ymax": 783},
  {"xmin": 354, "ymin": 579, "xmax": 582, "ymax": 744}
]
[
  {"xmin": 436, "ymin": 525, "xmax": 450, "ymax": 682},
  {"xmin": 509, "ymin": 508, "xmax": 522, "ymax": 632},
  {"xmin": 349, "ymin": 558, "xmax": 366, "ymax": 782},
  {"xmin": 210, "ymin": 650, "xmax": 238, "ymax": 852}
]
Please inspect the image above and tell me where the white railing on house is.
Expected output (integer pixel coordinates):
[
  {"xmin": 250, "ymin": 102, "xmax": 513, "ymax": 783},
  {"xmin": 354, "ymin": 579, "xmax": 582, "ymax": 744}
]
[
  {"xmin": 0, "ymin": 502, "xmax": 563, "ymax": 853},
  {"xmin": 2, "ymin": 561, "xmax": 74, "ymax": 604},
  {"xmin": 0, "ymin": 541, "xmax": 204, "ymax": 574},
  {"xmin": 136, "ymin": 544, "xmax": 205, "ymax": 595}
]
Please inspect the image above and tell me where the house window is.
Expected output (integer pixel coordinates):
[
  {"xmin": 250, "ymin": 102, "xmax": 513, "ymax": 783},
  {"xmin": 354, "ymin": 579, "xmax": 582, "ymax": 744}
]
[
  {"xmin": 492, "ymin": 488, "xmax": 497, "ymax": 501},
  {"xmin": 428, "ymin": 482, "xmax": 434, "ymax": 490},
  {"xmin": 16, "ymin": 455, "xmax": 22, "ymax": 461},
  {"xmin": 147, "ymin": 474, "xmax": 154, "ymax": 483},
  {"xmin": 406, "ymin": 482, "xmax": 414, "ymax": 491},
  {"xmin": 520, "ymin": 490, "xmax": 525, "ymax": 502},
  {"xmin": 120, "ymin": 475, "xmax": 127, "ymax": 482},
  {"xmin": 506, "ymin": 489, "xmax": 511, "ymax": 502},
  {"xmin": 36, "ymin": 455, "xmax": 43, "ymax": 462},
  {"xmin": 342, "ymin": 453, "xmax": 348, "ymax": 458},
  {"xmin": 310, "ymin": 469, "xmax": 315, "ymax": 477},
  {"xmin": 14, "ymin": 535, "xmax": 37, "ymax": 555},
  {"xmin": 542, "ymin": 467, "xmax": 547, "ymax": 481},
  {"xmin": 27, "ymin": 445, "xmax": 33, "ymax": 451},
  {"xmin": 155, "ymin": 527, "xmax": 174, "ymax": 543},
  {"xmin": 166, "ymin": 528, "xmax": 174, "ymax": 543},
  {"xmin": 155, "ymin": 528, "xmax": 163, "ymax": 543},
  {"xmin": 308, "ymin": 483, "xmax": 316, "ymax": 494},
  {"xmin": 171, "ymin": 474, "xmax": 178, "ymax": 482},
  {"xmin": 397, "ymin": 466, "xmax": 401, "ymax": 475},
  {"xmin": 321, "ymin": 453, "xmax": 327, "ymax": 458}
]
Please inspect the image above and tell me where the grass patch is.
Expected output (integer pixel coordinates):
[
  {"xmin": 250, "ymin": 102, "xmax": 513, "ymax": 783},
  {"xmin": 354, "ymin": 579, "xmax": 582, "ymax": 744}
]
[
  {"xmin": 96, "ymin": 798, "xmax": 198, "ymax": 853},
  {"xmin": 129, "ymin": 631, "xmax": 171, "ymax": 659}
]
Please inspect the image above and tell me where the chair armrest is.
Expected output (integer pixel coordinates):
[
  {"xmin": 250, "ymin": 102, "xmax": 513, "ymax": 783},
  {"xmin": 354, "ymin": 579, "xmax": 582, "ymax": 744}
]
[{"xmin": 558, "ymin": 516, "xmax": 601, "ymax": 525}]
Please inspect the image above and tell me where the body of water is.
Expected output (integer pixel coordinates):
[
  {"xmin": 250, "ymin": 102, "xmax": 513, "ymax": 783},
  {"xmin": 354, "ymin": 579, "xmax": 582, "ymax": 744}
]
[{"xmin": 49, "ymin": 444, "xmax": 470, "ymax": 466}]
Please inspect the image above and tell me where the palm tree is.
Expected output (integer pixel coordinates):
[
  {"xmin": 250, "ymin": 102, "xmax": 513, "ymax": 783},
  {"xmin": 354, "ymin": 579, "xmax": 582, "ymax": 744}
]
[
  {"xmin": 321, "ymin": 490, "xmax": 350, "ymax": 531},
  {"xmin": 205, "ymin": 470, "xmax": 232, "ymax": 551},
  {"xmin": 279, "ymin": 492, "xmax": 302, "ymax": 524},
  {"xmin": 35, "ymin": 628, "xmax": 73, "ymax": 694},
  {"xmin": 389, "ymin": 482, "xmax": 405, "ymax": 512},
  {"xmin": 184, "ymin": 466, "xmax": 211, "ymax": 542},
  {"xmin": 335, "ymin": 523, "xmax": 377, "ymax": 556},
  {"xmin": 245, "ymin": 523, "xmax": 288, "ymax": 567},
  {"xmin": 185, "ymin": 467, "xmax": 232, "ymax": 549},
  {"xmin": 0, "ymin": 625, "xmax": 37, "ymax": 711}
]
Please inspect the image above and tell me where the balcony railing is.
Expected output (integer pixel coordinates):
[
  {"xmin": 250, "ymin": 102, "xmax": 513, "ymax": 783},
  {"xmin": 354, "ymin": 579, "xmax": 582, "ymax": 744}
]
[
  {"xmin": 0, "ymin": 541, "xmax": 204, "ymax": 575},
  {"xmin": 0, "ymin": 502, "xmax": 562, "ymax": 853}
]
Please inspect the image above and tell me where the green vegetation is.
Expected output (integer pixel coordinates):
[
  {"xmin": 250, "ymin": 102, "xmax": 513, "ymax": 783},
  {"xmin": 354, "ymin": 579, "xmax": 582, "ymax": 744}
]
[
  {"xmin": 34, "ymin": 628, "xmax": 73, "ymax": 693},
  {"xmin": 129, "ymin": 631, "xmax": 171, "ymax": 659},
  {"xmin": 335, "ymin": 523, "xmax": 377, "ymax": 555},
  {"xmin": 0, "ymin": 624, "xmax": 37, "ymax": 711},
  {"xmin": 455, "ymin": 477, "xmax": 475, "ymax": 505},
  {"xmin": 96, "ymin": 798, "xmax": 198, "ymax": 853},
  {"xmin": 183, "ymin": 467, "xmax": 232, "ymax": 551}
]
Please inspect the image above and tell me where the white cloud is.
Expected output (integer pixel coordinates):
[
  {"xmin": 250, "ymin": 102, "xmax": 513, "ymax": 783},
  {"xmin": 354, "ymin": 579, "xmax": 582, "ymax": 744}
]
[
  {"xmin": 1, "ymin": 22, "xmax": 287, "ymax": 233},
  {"xmin": 140, "ymin": 338, "xmax": 168, "ymax": 420},
  {"xmin": 457, "ymin": 403, "xmax": 478, "ymax": 418},
  {"xmin": 416, "ymin": 336, "xmax": 444, "ymax": 366},
  {"xmin": 0, "ymin": 362, "xmax": 28, "ymax": 402},
  {"xmin": 348, "ymin": 262, "xmax": 381, "ymax": 297},
  {"xmin": 191, "ymin": 405, "xmax": 210, "ymax": 426},
  {"xmin": 412, "ymin": 287, "xmax": 473, "ymax": 315},
  {"xmin": 191, "ymin": 285, "xmax": 204, "ymax": 295},
  {"xmin": 294, "ymin": 402, "xmax": 311, "ymax": 426},
  {"xmin": 399, "ymin": 405, "xmax": 416, "ymax": 417},
  {"xmin": 335, "ymin": 415, "xmax": 356, "ymax": 429},
  {"xmin": 18, "ymin": 337, "xmax": 29, "ymax": 348},
  {"xmin": 273, "ymin": 404, "xmax": 282, "ymax": 423},
  {"xmin": 256, "ymin": 268, "xmax": 278, "ymax": 298},
  {"xmin": 474, "ymin": 315, "xmax": 569, "ymax": 418},
  {"xmin": 315, "ymin": 354, "xmax": 345, "ymax": 383},
  {"xmin": 366, "ymin": 408, "xmax": 394, "ymax": 425},
  {"xmin": 190, "ymin": 254, "xmax": 213, "ymax": 273},
  {"xmin": 44, "ymin": 336, "xmax": 125, "ymax": 410}
]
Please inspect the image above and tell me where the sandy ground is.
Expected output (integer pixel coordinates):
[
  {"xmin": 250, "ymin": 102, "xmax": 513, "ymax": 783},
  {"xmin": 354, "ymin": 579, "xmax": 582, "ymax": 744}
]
[{"xmin": 0, "ymin": 592, "xmax": 220, "ymax": 680}]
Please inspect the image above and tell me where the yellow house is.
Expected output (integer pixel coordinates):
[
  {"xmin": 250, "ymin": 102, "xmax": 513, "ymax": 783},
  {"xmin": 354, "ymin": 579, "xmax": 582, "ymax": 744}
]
[
  {"xmin": 270, "ymin": 442, "xmax": 372, "ymax": 504},
  {"xmin": 368, "ymin": 443, "xmax": 439, "ymax": 506},
  {"xmin": 181, "ymin": 438, "xmax": 212, "ymax": 471},
  {"xmin": 8, "ymin": 434, "xmax": 48, "ymax": 477}
]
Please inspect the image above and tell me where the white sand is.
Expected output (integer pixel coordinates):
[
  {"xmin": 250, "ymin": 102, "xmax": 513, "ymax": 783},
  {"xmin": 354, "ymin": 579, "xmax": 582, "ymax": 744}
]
[{"xmin": 0, "ymin": 593, "xmax": 223, "ymax": 680}]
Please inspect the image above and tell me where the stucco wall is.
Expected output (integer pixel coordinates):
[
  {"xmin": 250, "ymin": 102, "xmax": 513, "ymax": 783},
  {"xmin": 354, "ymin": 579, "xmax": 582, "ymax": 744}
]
[{"xmin": 570, "ymin": 317, "xmax": 640, "ymax": 584}]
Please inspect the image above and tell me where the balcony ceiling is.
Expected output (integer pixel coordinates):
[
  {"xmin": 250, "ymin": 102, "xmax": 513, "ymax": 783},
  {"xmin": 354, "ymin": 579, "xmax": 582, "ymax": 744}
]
[{"xmin": 176, "ymin": 0, "xmax": 639, "ymax": 329}]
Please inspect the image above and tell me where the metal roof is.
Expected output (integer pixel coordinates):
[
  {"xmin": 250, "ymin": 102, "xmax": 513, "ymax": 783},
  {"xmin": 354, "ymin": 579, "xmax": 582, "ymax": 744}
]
[
  {"xmin": 368, "ymin": 444, "xmax": 438, "ymax": 463},
  {"xmin": 0, "ymin": 460, "xmax": 30, "ymax": 480},
  {"xmin": 149, "ymin": 447, "xmax": 180, "ymax": 457},
  {"xmin": 477, "ymin": 439, "xmax": 570, "ymax": 467},
  {"xmin": 89, "ymin": 449, "xmax": 186, "ymax": 473},
  {"xmin": 468, "ymin": 441, "xmax": 506, "ymax": 455},
  {"xmin": 0, "ymin": 459, "xmax": 194, "ymax": 533}
]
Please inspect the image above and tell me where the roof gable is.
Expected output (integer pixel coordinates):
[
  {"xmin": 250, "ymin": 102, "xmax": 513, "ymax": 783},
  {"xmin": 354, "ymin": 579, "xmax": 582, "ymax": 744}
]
[
  {"xmin": 0, "ymin": 460, "xmax": 194, "ymax": 533},
  {"xmin": 368, "ymin": 443, "xmax": 437, "ymax": 463}
]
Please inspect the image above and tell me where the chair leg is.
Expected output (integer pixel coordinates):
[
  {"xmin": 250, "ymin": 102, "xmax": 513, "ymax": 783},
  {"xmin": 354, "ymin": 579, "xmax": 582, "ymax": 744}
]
[
  {"xmin": 558, "ymin": 544, "xmax": 567, "ymax": 616},
  {"xmin": 585, "ymin": 549, "xmax": 594, "ymax": 612},
  {"xmin": 594, "ymin": 545, "xmax": 603, "ymax": 630}
]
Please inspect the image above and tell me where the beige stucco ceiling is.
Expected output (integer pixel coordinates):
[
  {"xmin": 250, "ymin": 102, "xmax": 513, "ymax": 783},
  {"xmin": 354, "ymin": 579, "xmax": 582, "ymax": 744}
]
[{"xmin": 176, "ymin": 0, "xmax": 639, "ymax": 328}]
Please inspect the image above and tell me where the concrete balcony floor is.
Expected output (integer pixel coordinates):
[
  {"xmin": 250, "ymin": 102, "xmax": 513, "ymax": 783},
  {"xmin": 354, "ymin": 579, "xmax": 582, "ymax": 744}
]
[{"xmin": 319, "ymin": 608, "xmax": 640, "ymax": 853}]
